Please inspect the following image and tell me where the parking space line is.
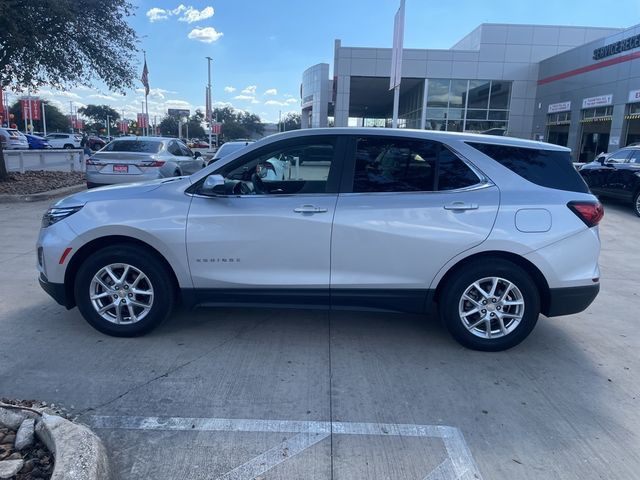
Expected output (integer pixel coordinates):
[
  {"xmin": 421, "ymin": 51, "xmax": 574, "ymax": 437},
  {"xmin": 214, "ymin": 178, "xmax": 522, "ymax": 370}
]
[
  {"xmin": 89, "ymin": 415, "xmax": 483, "ymax": 480},
  {"xmin": 206, "ymin": 432, "xmax": 330, "ymax": 480}
]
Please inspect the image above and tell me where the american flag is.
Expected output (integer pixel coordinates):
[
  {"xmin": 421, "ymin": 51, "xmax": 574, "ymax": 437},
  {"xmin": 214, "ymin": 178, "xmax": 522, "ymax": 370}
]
[{"xmin": 141, "ymin": 59, "xmax": 150, "ymax": 96}]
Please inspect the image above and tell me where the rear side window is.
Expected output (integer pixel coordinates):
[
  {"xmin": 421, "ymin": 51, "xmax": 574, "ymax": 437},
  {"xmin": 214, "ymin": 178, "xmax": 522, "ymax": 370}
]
[
  {"xmin": 103, "ymin": 140, "xmax": 163, "ymax": 153},
  {"xmin": 352, "ymin": 137, "xmax": 480, "ymax": 193},
  {"xmin": 467, "ymin": 142, "xmax": 589, "ymax": 193}
]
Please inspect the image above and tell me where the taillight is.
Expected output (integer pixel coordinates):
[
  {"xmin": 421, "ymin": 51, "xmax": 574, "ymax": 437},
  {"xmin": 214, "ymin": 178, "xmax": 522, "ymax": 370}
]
[
  {"xmin": 86, "ymin": 158, "xmax": 107, "ymax": 166},
  {"xmin": 141, "ymin": 160, "xmax": 165, "ymax": 167},
  {"xmin": 568, "ymin": 201, "xmax": 604, "ymax": 227}
]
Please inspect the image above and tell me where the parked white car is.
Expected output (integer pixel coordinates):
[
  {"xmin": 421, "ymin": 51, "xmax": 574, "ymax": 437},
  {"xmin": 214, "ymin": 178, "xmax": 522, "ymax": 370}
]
[
  {"xmin": 37, "ymin": 128, "xmax": 602, "ymax": 351},
  {"xmin": 0, "ymin": 128, "xmax": 29, "ymax": 149},
  {"xmin": 44, "ymin": 133, "xmax": 82, "ymax": 149}
]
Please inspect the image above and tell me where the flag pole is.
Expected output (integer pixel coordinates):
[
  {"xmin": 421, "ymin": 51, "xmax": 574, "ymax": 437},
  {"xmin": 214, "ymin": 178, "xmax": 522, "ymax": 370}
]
[{"xmin": 390, "ymin": 0, "xmax": 405, "ymax": 128}]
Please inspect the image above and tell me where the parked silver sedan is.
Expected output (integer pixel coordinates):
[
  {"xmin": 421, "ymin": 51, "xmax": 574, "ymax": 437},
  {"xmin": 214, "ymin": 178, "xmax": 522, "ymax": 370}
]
[{"xmin": 86, "ymin": 136, "xmax": 206, "ymax": 188}]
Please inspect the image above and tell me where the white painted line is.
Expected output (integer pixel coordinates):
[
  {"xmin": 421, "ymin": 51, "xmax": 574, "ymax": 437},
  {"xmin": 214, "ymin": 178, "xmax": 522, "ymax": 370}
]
[
  {"xmin": 424, "ymin": 458, "xmax": 457, "ymax": 480},
  {"xmin": 206, "ymin": 432, "xmax": 330, "ymax": 480},
  {"xmin": 89, "ymin": 415, "xmax": 483, "ymax": 480}
]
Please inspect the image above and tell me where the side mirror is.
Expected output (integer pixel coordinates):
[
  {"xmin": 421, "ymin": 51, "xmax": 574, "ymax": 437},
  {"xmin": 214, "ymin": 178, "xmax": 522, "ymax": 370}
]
[
  {"xmin": 200, "ymin": 174, "xmax": 226, "ymax": 196},
  {"xmin": 598, "ymin": 156, "xmax": 606, "ymax": 165},
  {"xmin": 194, "ymin": 151, "xmax": 202, "ymax": 159}
]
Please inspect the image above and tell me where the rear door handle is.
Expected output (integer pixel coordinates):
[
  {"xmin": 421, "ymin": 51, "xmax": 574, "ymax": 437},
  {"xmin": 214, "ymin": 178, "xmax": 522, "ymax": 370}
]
[
  {"xmin": 294, "ymin": 205, "xmax": 328, "ymax": 214},
  {"xmin": 444, "ymin": 202, "xmax": 479, "ymax": 211}
]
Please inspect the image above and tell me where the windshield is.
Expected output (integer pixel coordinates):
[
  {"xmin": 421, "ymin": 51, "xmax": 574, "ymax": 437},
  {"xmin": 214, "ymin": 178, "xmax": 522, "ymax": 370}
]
[
  {"xmin": 102, "ymin": 140, "xmax": 163, "ymax": 153},
  {"xmin": 215, "ymin": 142, "xmax": 250, "ymax": 158}
]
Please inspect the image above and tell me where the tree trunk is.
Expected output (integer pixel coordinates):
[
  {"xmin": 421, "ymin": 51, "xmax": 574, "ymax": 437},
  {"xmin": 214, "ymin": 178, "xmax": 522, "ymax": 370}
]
[{"xmin": 0, "ymin": 146, "xmax": 8, "ymax": 180}]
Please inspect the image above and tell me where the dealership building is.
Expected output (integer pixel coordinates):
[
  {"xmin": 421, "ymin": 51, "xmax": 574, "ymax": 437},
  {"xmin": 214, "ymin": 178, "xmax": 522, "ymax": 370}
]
[{"xmin": 301, "ymin": 23, "xmax": 640, "ymax": 162}]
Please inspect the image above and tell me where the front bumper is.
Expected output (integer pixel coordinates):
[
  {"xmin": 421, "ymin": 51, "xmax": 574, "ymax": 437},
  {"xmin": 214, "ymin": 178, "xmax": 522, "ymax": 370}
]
[
  {"xmin": 545, "ymin": 283, "xmax": 600, "ymax": 317},
  {"xmin": 39, "ymin": 273, "xmax": 72, "ymax": 309}
]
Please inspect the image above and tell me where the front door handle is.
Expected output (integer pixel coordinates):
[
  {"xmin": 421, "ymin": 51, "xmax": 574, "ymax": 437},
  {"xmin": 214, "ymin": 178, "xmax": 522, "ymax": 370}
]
[
  {"xmin": 294, "ymin": 205, "xmax": 328, "ymax": 214},
  {"xmin": 444, "ymin": 202, "xmax": 479, "ymax": 211}
]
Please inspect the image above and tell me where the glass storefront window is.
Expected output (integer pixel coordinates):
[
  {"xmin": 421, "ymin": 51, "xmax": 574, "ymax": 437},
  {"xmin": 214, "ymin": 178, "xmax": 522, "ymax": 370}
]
[
  {"xmin": 427, "ymin": 80, "xmax": 450, "ymax": 108},
  {"xmin": 424, "ymin": 79, "xmax": 512, "ymax": 133},
  {"xmin": 466, "ymin": 81, "xmax": 491, "ymax": 109},
  {"xmin": 489, "ymin": 81, "xmax": 511, "ymax": 110},
  {"xmin": 449, "ymin": 80, "xmax": 467, "ymax": 109}
]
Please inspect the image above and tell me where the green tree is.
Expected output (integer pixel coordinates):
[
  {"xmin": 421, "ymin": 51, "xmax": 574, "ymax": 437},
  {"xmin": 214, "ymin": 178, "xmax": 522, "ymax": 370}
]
[
  {"xmin": 78, "ymin": 105, "xmax": 120, "ymax": 132},
  {"xmin": 283, "ymin": 113, "xmax": 301, "ymax": 131},
  {"xmin": 237, "ymin": 111, "xmax": 265, "ymax": 136},
  {"xmin": 0, "ymin": 0, "xmax": 138, "ymax": 179},
  {"xmin": 221, "ymin": 123, "xmax": 249, "ymax": 142},
  {"xmin": 9, "ymin": 100, "xmax": 70, "ymax": 133},
  {"xmin": 186, "ymin": 110, "xmax": 205, "ymax": 139}
]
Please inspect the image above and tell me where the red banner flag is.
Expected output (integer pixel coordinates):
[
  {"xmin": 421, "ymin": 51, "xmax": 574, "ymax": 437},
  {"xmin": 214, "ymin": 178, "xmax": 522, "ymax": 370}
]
[
  {"xmin": 137, "ymin": 113, "xmax": 149, "ymax": 129},
  {"xmin": 20, "ymin": 98, "xmax": 41, "ymax": 121}
]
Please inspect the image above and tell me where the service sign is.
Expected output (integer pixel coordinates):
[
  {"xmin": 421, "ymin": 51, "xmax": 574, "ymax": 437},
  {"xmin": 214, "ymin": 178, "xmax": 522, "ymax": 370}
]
[
  {"xmin": 628, "ymin": 89, "xmax": 640, "ymax": 103},
  {"xmin": 582, "ymin": 94, "xmax": 613, "ymax": 109},
  {"xmin": 548, "ymin": 101, "xmax": 571, "ymax": 113}
]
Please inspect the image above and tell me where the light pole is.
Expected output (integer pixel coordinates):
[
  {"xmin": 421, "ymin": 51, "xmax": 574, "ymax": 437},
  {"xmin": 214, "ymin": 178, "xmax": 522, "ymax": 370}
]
[
  {"xmin": 106, "ymin": 115, "xmax": 111, "ymax": 139},
  {"xmin": 206, "ymin": 56, "xmax": 213, "ymax": 148}
]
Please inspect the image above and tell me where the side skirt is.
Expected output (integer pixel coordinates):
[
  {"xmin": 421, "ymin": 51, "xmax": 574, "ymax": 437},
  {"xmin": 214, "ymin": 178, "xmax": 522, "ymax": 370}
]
[{"xmin": 180, "ymin": 288, "xmax": 432, "ymax": 314}]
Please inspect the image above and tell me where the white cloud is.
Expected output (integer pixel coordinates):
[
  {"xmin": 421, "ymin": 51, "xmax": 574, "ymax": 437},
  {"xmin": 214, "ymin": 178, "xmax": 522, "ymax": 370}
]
[
  {"xmin": 224, "ymin": 86, "xmax": 236, "ymax": 93},
  {"xmin": 179, "ymin": 6, "xmax": 214, "ymax": 23},
  {"xmin": 234, "ymin": 95, "xmax": 260, "ymax": 104},
  {"xmin": 264, "ymin": 100, "xmax": 287, "ymax": 106},
  {"xmin": 213, "ymin": 101, "xmax": 234, "ymax": 108},
  {"xmin": 135, "ymin": 87, "xmax": 177, "ymax": 99},
  {"xmin": 241, "ymin": 85, "xmax": 257, "ymax": 95},
  {"xmin": 89, "ymin": 94, "xmax": 117, "ymax": 101},
  {"xmin": 264, "ymin": 88, "xmax": 277, "ymax": 96},
  {"xmin": 147, "ymin": 5, "xmax": 215, "ymax": 24},
  {"xmin": 285, "ymin": 98, "xmax": 298, "ymax": 104},
  {"xmin": 146, "ymin": 7, "xmax": 169, "ymax": 22},
  {"xmin": 188, "ymin": 27, "xmax": 223, "ymax": 43}
]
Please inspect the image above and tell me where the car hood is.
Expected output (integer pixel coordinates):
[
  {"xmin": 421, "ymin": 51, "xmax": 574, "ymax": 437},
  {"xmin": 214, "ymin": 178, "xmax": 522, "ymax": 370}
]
[{"xmin": 52, "ymin": 177, "xmax": 191, "ymax": 207}]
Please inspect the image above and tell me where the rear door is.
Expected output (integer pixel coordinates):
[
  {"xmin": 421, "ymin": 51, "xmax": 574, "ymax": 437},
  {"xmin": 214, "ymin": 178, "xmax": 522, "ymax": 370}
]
[
  {"xmin": 601, "ymin": 149, "xmax": 632, "ymax": 198},
  {"xmin": 330, "ymin": 135, "xmax": 499, "ymax": 312}
]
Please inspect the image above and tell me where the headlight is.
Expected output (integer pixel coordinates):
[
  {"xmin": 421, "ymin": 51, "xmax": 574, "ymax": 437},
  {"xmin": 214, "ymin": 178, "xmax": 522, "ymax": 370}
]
[{"xmin": 41, "ymin": 206, "xmax": 83, "ymax": 228}]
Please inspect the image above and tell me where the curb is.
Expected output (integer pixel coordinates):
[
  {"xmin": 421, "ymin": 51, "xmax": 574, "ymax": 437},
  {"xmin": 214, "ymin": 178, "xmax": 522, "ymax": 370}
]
[
  {"xmin": 0, "ymin": 406, "xmax": 112, "ymax": 480},
  {"xmin": 0, "ymin": 184, "xmax": 86, "ymax": 204}
]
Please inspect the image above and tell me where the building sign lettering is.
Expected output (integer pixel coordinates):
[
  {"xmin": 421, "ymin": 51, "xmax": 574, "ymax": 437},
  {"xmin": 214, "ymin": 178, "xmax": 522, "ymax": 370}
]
[
  {"xmin": 628, "ymin": 89, "xmax": 640, "ymax": 103},
  {"xmin": 593, "ymin": 33, "xmax": 640, "ymax": 60},
  {"xmin": 548, "ymin": 101, "xmax": 571, "ymax": 113},
  {"xmin": 582, "ymin": 94, "xmax": 613, "ymax": 109}
]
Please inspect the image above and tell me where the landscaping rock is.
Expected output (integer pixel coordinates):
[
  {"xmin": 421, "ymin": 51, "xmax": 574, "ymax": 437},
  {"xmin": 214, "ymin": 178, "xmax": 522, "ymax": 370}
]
[
  {"xmin": 0, "ymin": 409, "xmax": 27, "ymax": 430},
  {"xmin": 0, "ymin": 458, "xmax": 24, "ymax": 478},
  {"xmin": 15, "ymin": 417, "xmax": 36, "ymax": 450}
]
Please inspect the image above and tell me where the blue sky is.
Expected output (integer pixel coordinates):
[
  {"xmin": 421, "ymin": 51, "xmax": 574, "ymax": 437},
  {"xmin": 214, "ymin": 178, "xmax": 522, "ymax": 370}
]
[{"xmin": 20, "ymin": 0, "xmax": 640, "ymax": 124}]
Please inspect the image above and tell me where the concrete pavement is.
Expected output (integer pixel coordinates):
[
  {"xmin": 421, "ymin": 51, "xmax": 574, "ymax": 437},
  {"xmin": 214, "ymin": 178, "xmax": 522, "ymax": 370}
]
[{"xmin": 0, "ymin": 198, "xmax": 638, "ymax": 479}]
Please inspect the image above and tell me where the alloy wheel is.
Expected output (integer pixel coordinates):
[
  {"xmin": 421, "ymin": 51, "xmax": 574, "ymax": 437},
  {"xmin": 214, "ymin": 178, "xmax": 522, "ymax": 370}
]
[
  {"xmin": 458, "ymin": 276, "xmax": 525, "ymax": 339},
  {"xmin": 89, "ymin": 263, "xmax": 154, "ymax": 325}
]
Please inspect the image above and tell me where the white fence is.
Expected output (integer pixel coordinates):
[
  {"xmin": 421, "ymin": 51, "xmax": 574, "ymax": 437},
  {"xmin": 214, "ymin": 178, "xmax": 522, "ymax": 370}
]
[{"xmin": 3, "ymin": 149, "xmax": 84, "ymax": 173}]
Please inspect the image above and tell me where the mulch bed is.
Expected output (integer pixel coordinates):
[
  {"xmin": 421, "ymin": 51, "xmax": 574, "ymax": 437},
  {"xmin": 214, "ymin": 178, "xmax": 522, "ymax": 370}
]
[
  {"xmin": 0, "ymin": 399, "xmax": 58, "ymax": 480},
  {"xmin": 0, "ymin": 171, "xmax": 85, "ymax": 195}
]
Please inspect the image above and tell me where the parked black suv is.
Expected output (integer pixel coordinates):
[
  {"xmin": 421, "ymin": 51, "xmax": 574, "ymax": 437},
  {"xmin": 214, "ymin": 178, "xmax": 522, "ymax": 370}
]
[{"xmin": 580, "ymin": 146, "xmax": 640, "ymax": 217}]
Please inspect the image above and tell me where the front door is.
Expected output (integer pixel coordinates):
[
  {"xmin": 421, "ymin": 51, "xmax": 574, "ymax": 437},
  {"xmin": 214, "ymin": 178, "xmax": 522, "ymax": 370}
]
[
  {"xmin": 330, "ymin": 135, "xmax": 500, "ymax": 312},
  {"xmin": 186, "ymin": 135, "xmax": 344, "ymax": 306}
]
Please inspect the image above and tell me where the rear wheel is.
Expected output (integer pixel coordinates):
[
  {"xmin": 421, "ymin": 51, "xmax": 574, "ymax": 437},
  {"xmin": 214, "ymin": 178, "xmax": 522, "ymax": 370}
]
[
  {"xmin": 63, "ymin": 144, "xmax": 73, "ymax": 149},
  {"xmin": 439, "ymin": 259, "xmax": 540, "ymax": 351},
  {"xmin": 633, "ymin": 191, "xmax": 640, "ymax": 217},
  {"xmin": 74, "ymin": 244, "xmax": 175, "ymax": 336}
]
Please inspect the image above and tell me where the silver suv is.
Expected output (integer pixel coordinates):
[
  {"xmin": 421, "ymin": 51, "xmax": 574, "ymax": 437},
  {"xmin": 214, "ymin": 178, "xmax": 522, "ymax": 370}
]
[{"xmin": 37, "ymin": 128, "xmax": 602, "ymax": 351}]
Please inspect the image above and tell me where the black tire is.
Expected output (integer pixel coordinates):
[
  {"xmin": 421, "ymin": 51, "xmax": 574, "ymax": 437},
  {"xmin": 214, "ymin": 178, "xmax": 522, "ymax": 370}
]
[
  {"xmin": 174, "ymin": 169, "xmax": 181, "ymax": 177},
  {"xmin": 633, "ymin": 190, "xmax": 640, "ymax": 218},
  {"xmin": 63, "ymin": 144, "xmax": 73, "ymax": 149},
  {"xmin": 74, "ymin": 244, "xmax": 175, "ymax": 336},
  {"xmin": 439, "ymin": 258, "xmax": 540, "ymax": 351}
]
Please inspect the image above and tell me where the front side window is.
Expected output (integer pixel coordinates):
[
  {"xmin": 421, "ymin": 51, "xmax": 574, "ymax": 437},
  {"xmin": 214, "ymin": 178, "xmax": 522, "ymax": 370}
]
[
  {"xmin": 217, "ymin": 140, "xmax": 336, "ymax": 195},
  {"xmin": 352, "ymin": 137, "xmax": 480, "ymax": 193},
  {"xmin": 627, "ymin": 150, "xmax": 640, "ymax": 163}
]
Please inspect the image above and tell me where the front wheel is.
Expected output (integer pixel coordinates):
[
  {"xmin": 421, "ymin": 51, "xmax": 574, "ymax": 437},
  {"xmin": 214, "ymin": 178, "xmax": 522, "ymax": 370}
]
[
  {"xmin": 439, "ymin": 259, "xmax": 540, "ymax": 351},
  {"xmin": 74, "ymin": 245, "xmax": 175, "ymax": 336},
  {"xmin": 633, "ymin": 191, "xmax": 640, "ymax": 218}
]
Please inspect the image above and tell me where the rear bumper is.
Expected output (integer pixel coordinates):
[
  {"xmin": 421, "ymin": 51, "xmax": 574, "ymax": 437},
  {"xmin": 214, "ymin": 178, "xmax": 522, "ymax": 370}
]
[
  {"xmin": 39, "ymin": 273, "xmax": 72, "ymax": 309},
  {"xmin": 544, "ymin": 283, "xmax": 600, "ymax": 317}
]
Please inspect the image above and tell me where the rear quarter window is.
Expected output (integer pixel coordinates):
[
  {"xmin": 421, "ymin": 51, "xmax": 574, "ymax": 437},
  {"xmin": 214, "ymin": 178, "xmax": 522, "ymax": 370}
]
[{"xmin": 467, "ymin": 142, "xmax": 589, "ymax": 194}]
